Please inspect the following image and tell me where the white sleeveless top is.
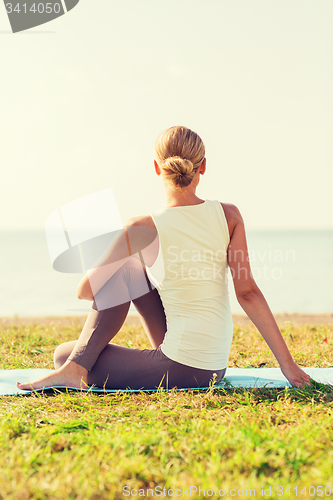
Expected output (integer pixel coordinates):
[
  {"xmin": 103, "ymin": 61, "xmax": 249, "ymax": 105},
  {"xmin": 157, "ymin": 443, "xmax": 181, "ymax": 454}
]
[{"xmin": 146, "ymin": 199, "xmax": 234, "ymax": 370}]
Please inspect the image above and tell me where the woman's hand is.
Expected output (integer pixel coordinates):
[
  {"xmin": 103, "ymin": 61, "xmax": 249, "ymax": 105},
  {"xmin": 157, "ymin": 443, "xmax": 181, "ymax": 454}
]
[{"xmin": 280, "ymin": 361, "xmax": 312, "ymax": 388}]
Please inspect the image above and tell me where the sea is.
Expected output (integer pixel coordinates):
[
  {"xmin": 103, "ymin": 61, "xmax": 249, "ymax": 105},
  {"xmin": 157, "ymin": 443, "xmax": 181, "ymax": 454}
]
[{"xmin": 0, "ymin": 230, "xmax": 332, "ymax": 317}]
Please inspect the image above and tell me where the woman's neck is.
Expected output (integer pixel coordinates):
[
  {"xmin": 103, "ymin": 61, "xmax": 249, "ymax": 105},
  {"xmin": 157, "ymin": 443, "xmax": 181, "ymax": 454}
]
[{"xmin": 164, "ymin": 187, "xmax": 204, "ymax": 208}]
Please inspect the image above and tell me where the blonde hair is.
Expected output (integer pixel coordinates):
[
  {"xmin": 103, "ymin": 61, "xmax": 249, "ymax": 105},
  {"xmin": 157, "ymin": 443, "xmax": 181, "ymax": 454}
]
[{"xmin": 155, "ymin": 126, "xmax": 205, "ymax": 188}]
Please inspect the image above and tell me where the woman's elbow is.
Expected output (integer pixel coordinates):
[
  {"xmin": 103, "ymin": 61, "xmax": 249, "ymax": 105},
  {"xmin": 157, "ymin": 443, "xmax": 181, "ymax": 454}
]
[
  {"xmin": 77, "ymin": 281, "xmax": 94, "ymax": 301},
  {"xmin": 235, "ymin": 278, "xmax": 261, "ymax": 302},
  {"xmin": 236, "ymin": 286, "xmax": 261, "ymax": 303},
  {"xmin": 77, "ymin": 291, "xmax": 94, "ymax": 301},
  {"xmin": 77, "ymin": 287, "xmax": 85, "ymax": 300},
  {"xmin": 237, "ymin": 290, "xmax": 257, "ymax": 302}
]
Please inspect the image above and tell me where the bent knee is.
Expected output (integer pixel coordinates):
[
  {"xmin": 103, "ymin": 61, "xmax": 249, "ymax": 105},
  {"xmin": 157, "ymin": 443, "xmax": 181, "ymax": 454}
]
[
  {"xmin": 54, "ymin": 341, "xmax": 76, "ymax": 369},
  {"xmin": 122, "ymin": 256, "xmax": 146, "ymax": 273}
]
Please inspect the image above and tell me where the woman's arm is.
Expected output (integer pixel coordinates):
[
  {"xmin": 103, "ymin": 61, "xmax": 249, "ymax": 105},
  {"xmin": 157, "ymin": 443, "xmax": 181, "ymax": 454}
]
[
  {"xmin": 77, "ymin": 274, "xmax": 94, "ymax": 301},
  {"xmin": 227, "ymin": 205, "xmax": 312, "ymax": 388},
  {"xmin": 77, "ymin": 221, "xmax": 138, "ymax": 301},
  {"xmin": 77, "ymin": 217, "xmax": 158, "ymax": 301}
]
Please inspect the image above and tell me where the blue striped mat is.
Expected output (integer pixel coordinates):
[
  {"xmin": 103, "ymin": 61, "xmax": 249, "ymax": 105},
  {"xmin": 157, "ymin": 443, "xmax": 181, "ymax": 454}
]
[{"xmin": 1, "ymin": 367, "xmax": 332, "ymax": 395}]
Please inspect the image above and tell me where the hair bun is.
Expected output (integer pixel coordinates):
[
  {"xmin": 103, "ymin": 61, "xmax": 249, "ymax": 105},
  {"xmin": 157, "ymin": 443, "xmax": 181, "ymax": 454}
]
[{"xmin": 163, "ymin": 156, "xmax": 193, "ymax": 176}]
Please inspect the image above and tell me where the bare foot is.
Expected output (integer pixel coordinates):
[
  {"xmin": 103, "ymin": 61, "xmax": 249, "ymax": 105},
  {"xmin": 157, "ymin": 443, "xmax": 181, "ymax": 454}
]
[{"xmin": 16, "ymin": 360, "xmax": 89, "ymax": 391}]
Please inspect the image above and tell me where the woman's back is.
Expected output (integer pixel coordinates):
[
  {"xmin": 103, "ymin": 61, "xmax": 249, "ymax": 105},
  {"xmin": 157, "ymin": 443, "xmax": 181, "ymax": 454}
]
[{"xmin": 145, "ymin": 199, "xmax": 234, "ymax": 370}]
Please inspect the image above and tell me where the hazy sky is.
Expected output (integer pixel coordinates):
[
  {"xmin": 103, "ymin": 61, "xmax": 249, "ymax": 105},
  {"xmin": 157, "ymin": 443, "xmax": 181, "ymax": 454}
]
[{"xmin": 1, "ymin": 0, "xmax": 332, "ymax": 231}]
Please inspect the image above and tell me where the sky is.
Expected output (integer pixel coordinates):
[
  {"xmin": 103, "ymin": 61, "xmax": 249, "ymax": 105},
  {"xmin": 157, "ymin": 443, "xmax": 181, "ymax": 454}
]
[{"xmin": 1, "ymin": 0, "xmax": 332, "ymax": 231}]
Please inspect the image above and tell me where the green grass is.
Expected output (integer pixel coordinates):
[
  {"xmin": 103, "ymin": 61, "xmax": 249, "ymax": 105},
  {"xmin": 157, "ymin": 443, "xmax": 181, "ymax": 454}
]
[{"xmin": 0, "ymin": 317, "xmax": 333, "ymax": 499}]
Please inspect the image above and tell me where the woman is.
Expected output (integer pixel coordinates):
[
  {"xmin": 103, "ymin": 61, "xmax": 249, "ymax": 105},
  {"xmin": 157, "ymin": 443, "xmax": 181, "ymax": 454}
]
[{"xmin": 17, "ymin": 126, "xmax": 311, "ymax": 391}]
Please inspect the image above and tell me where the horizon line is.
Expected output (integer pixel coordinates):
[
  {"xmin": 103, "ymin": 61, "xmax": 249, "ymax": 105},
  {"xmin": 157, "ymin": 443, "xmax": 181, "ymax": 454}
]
[{"xmin": 1, "ymin": 227, "xmax": 332, "ymax": 232}]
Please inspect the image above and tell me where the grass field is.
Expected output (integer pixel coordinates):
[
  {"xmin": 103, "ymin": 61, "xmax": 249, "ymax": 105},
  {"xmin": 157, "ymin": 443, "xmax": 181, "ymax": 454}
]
[{"xmin": 0, "ymin": 316, "xmax": 332, "ymax": 500}]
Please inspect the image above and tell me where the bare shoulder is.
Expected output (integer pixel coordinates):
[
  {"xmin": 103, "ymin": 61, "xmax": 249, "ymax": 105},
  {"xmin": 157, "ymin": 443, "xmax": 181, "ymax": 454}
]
[
  {"xmin": 220, "ymin": 202, "xmax": 242, "ymax": 239},
  {"xmin": 125, "ymin": 215, "xmax": 156, "ymax": 229}
]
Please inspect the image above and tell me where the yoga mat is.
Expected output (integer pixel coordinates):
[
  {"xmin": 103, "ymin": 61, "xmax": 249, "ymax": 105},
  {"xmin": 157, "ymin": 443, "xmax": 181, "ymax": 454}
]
[{"xmin": 1, "ymin": 367, "xmax": 332, "ymax": 396}]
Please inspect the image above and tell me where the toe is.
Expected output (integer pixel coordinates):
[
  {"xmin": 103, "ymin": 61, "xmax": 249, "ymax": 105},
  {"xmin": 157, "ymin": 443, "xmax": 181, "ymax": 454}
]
[{"xmin": 17, "ymin": 382, "xmax": 30, "ymax": 390}]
